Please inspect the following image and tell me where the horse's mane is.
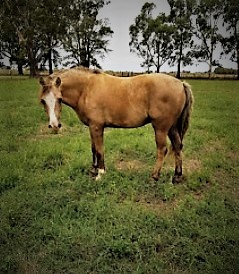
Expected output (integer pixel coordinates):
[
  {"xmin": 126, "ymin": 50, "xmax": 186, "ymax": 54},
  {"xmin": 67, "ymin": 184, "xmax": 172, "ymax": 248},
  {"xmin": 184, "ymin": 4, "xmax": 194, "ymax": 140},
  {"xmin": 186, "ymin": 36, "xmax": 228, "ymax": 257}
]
[
  {"xmin": 50, "ymin": 66, "xmax": 102, "ymax": 79},
  {"xmin": 40, "ymin": 67, "xmax": 103, "ymax": 89},
  {"xmin": 73, "ymin": 66, "xmax": 103, "ymax": 75}
]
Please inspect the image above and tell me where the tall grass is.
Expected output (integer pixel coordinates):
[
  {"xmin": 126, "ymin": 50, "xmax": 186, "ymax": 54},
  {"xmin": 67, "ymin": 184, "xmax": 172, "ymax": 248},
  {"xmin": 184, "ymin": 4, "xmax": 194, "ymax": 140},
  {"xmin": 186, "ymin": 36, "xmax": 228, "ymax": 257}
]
[{"xmin": 0, "ymin": 78, "xmax": 239, "ymax": 273}]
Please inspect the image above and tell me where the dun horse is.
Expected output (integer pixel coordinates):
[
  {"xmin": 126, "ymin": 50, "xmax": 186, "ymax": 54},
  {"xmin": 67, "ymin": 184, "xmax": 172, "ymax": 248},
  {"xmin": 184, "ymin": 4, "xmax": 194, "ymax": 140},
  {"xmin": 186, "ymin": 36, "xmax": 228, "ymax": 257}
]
[{"xmin": 39, "ymin": 67, "xmax": 193, "ymax": 183}]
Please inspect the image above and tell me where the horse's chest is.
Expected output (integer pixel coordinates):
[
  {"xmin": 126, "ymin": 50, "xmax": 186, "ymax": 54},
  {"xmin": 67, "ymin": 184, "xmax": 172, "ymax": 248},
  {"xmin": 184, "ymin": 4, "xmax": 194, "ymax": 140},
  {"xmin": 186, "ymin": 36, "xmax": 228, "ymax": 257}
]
[{"xmin": 77, "ymin": 98, "xmax": 99, "ymax": 125}]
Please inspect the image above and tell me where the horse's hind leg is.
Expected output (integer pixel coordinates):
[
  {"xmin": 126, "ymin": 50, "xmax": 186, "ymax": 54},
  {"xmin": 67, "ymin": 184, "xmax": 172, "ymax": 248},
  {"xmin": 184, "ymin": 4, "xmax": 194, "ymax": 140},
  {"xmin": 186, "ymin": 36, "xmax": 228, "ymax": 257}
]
[
  {"xmin": 152, "ymin": 126, "xmax": 168, "ymax": 181},
  {"xmin": 168, "ymin": 127, "xmax": 183, "ymax": 184}
]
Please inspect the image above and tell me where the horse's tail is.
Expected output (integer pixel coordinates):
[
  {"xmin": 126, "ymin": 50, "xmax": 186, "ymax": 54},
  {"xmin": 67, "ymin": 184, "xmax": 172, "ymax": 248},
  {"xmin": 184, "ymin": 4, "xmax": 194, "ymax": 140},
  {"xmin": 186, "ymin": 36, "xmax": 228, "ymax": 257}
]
[{"xmin": 178, "ymin": 81, "xmax": 194, "ymax": 141}]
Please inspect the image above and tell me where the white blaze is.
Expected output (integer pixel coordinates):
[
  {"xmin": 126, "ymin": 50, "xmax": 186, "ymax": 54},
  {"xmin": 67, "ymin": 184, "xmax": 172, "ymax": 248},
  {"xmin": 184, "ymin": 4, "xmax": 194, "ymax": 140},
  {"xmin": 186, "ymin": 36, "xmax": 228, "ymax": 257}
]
[{"xmin": 45, "ymin": 91, "xmax": 58, "ymax": 128}]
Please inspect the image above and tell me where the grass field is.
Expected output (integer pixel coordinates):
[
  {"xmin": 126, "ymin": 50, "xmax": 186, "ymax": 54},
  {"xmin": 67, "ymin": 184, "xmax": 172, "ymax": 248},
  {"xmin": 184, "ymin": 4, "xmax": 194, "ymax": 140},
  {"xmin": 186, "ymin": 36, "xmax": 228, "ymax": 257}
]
[{"xmin": 0, "ymin": 77, "xmax": 239, "ymax": 273}]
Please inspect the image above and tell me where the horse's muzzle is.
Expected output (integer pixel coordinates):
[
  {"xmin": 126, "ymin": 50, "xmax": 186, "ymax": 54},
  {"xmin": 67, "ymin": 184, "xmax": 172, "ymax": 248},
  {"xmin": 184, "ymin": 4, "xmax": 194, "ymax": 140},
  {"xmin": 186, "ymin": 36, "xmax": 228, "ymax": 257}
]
[{"xmin": 48, "ymin": 123, "xmax": 61, "ymax": 132}]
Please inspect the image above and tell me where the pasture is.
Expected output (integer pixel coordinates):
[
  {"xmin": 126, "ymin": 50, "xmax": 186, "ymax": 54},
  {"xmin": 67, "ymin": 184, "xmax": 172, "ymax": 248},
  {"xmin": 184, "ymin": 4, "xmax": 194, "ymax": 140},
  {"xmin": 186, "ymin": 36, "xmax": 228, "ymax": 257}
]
[{"xmin": 0, "ymin": 77, "xmax": 238, "ymax": 273}]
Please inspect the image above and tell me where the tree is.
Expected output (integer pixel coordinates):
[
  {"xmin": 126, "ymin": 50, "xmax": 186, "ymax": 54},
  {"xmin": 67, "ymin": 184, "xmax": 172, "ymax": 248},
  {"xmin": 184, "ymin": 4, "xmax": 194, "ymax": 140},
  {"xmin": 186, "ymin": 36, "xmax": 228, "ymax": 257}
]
[
  {"xmin": 0, "ymin": 1, "xmax": 27, "ymax": 74},
  {"xmin": 168, "ymin": 0, "xmax": 195, "ymax": 79},
  {"xmin": 36, "ymin": 0, "xmax": 68, "ymax": 74},
  {"xmin": 63, "ymin": 0, "xmax": 113, "ymax": 68},
  {"xmin": 148, "ymin": 14, "xmax": 174, "ymax": 73},
  {"xmin": 1, "ymin": 0, "xmax": 43, "ymax": 77},
  {"xmin": 193, "ymin": 0, "xmax": 223, "ymax": 78},
  {"xmin": 0, "ymin": 19, "xmax": 27, "ymax": 75},
  {"xmin": 129, "ymin": 2, "xmax": 174, "ymax": 73},
  {"xmin": 221, "ymin": 0, "xmax": 239, "ymax": 79},
  {"xmin": 129, "ymin": 2, "xmax": 156, "ymax": 72},
  {"xmin": 0, "ymin": 0, "xmax": 68, "ymax": 76}
]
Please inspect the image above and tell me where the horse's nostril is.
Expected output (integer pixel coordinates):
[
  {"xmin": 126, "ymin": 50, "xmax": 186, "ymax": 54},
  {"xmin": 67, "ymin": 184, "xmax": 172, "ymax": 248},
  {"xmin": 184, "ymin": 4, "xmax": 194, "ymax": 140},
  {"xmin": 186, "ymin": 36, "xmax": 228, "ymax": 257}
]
[
  {"xmin": 48, "ymin": 125, "xmax": 52, "ymax": 128},
  {"xmin": 58, "ymin": 124, "xmax": 62, "ymax": 128}
]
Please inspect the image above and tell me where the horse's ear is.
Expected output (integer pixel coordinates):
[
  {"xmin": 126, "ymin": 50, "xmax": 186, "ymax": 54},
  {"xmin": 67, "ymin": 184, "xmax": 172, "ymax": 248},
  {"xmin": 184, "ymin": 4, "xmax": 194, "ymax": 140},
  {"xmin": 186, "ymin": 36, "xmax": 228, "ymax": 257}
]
[
  {"xmin": 39, "ymin": 77, "xmax": 45, "ymax": 86},
  {"xmin": 55, "ymin": 77, "xmax": 61, "ymax": 87}
]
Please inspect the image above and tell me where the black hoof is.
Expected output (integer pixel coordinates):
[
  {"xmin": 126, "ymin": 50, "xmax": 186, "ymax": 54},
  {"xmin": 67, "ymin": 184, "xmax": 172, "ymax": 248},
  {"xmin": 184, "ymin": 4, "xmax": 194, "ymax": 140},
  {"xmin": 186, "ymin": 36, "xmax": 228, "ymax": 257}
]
[
  {"xmin": 172, "ymin": 175, "xmax": 183, "ymax": 184},
  {"xmin": 151, "ymin": 175, "xmax": 159, "ymax": 182}
]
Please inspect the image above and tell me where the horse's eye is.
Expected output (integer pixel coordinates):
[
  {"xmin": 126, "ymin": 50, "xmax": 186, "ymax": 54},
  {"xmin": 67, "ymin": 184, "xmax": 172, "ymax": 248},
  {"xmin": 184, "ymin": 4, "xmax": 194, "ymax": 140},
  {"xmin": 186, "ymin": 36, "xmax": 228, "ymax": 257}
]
[{"xmin": 41, "ymin": 99, "xmax": 46, "ymax": 105}]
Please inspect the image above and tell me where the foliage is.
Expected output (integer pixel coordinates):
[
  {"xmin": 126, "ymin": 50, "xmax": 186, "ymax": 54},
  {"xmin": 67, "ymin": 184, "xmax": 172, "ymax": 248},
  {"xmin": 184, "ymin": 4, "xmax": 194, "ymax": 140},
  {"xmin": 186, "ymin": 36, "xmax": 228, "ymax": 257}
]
[
  {"xmin": 0, "ymin": 12, "xmax": 26, "ymax": 75},
  {"xmin": 214, "ymin": 66, "xmax": 237, "ymax": 75},
  {"xmin": 221, "ymin": 0, "xmax": 239, "ymax": 79},
  {"xmin": 62, "ymin": 0, "xmax": 113, "ymax": 68},
  {"xmin": 129, "ymin": 0, "xmax": 238, "ymax": 78},
  {"xmin": 0, "ymin": 0, "xmax": 67, "ymax": 76},
  {"xmin": 0, "ymin": 0, "xmax": 238, "ymax": 77},
  {"xmin": 129, "ymin": 2, "xmax": 174, "ymax": 73},
  {"xmin": 129, "ymin": 2, "xmax": 156, "ymax": 72},
  {"xmin": 0, "ymin": 0, "xmax": 112, "ymax": 75},
  {"xmin": 167, "ymin": 0, "xmax": 196, "ymax": 78},
  {"xmin": 0, "ymin": 78, "xmax": 239, "ymax": 273},
  {"xmin": 193, "ymin": 0, "xmax": 224, "ymax": 78}
]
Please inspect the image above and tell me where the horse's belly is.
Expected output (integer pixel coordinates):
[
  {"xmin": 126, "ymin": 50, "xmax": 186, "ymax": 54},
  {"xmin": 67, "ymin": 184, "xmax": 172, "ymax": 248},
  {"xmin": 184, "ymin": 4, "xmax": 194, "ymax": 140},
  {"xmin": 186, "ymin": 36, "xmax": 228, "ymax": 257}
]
[{"xmin": 105, "ymin": 110, "xmax": 149, "ymax": 128}]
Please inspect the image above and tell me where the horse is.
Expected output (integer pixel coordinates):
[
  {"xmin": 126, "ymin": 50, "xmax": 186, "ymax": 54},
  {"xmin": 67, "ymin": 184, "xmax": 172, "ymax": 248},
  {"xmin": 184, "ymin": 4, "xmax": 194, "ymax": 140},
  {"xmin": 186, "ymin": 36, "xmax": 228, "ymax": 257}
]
[{"xmin": 39, "ymin": 67, "xmax": 193, "ymax": 183}]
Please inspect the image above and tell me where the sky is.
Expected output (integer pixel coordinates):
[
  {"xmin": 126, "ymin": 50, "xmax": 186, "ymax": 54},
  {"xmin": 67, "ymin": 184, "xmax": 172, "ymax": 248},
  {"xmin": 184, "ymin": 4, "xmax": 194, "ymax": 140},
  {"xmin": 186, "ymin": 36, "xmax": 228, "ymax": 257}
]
[{"xmin": 99, "ymin": 0, "xmax": 236, "ymax": 73}]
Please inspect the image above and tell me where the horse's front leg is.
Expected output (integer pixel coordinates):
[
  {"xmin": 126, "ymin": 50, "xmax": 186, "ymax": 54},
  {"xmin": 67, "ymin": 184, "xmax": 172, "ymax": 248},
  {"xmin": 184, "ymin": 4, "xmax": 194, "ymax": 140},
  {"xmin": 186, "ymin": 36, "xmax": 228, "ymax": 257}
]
[
  {"xmin": 89, "ymin": 123, "xmax": 105, "ymax": 180},
  {"xmin": 89, "ymin": 142, "xmax": 98, "ymax": 176}
]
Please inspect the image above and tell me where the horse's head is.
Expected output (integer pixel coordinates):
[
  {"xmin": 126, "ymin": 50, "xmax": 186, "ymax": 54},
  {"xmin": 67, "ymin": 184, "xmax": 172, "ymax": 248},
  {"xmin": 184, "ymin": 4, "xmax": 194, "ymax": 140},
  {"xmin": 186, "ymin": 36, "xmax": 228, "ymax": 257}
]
[{"xmin": 39, "ymin": 76, "xmax": 63, "ymax": 132}]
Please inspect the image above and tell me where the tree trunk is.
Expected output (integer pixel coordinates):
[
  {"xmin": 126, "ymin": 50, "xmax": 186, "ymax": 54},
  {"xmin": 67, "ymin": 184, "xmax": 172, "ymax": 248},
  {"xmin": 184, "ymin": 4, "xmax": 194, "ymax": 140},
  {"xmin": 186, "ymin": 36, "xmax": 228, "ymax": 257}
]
[
  {"xmin": 237, "ymin": 45, "xmax": 239, "ymax": 80},
  {"xmin": 176, "ymin": 61, "xmax": 181, "ymax": 79},
  {"xmin": 48, "ymin": 48, "xmax": 53, "ymax": 75},
  {"xmin": 80, "ymin": 48, "xmax": 90, "ymax": 68},
  {"xmin": 176, "ymin": 33, "xmax": 183, "ymax": 79},
  {"xmin": 29, "ymin": 62, "xmax": 38, "ymax": 78},
  {"xmin": 17, "ymin": 63, "xmax": 24, "ymax": 75},
  {"xmin": 156, "ymin": 43, "xmax": 160, "ymax": 73},
  {"xmin": 47, "ymin": 36, "xmax": 53, "ymax": 75},
  {"xmin": 27, "ymin": 39, "xmax": 37, "ymax": 78},
  {"xmin": 237, "ymin": 58, "xmax": 239, "ymax": 80},
  {"xmin": 27, "ymin": 45, "xmax": 38, "ymax": 77},
  {"xmin": 208, "ymin": 49, "xmax": 213, "ymax": 79}
]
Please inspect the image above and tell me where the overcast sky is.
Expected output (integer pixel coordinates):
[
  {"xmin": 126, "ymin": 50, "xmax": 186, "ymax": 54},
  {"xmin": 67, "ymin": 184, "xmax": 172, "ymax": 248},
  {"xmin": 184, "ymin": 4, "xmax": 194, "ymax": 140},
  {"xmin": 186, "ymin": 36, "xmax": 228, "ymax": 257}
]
[{"xmin": 99, "ymin": 0, "xmax": 236, "ymax": 73}]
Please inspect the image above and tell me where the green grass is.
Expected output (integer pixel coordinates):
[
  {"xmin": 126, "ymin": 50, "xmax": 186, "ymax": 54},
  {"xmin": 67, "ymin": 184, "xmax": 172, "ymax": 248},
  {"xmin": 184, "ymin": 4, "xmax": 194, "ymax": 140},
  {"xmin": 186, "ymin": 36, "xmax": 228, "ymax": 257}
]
[{"xmin": 0, "ymin": 78, "xmax": 239, "ymax": 273}]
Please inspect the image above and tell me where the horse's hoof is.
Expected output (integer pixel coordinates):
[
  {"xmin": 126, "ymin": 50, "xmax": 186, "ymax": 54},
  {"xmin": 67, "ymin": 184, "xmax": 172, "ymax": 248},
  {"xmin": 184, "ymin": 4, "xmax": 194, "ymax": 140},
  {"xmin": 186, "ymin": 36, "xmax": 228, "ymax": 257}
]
[
  {"xmin": 95, "ymin": 169, "xmax": 105, "ymax": 181},
  {"xmin": 89, "ymin": 167, "xmax": 97, "ymax": 177},
  {"xmin": 151, "ymin": 175, "xmax": 159, "ymax": 182},
  {"xmin": 172, "ymin": 175, "xmax": 183, "ymax": 184}
]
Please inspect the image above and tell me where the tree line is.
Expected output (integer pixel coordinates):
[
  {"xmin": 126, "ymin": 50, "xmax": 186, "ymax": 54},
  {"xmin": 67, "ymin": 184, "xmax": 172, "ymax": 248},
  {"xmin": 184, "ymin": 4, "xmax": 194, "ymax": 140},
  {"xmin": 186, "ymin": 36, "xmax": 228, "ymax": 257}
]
[
  {"xmin": 129, "ymin": 0, "xmax": 239, "ymax": 79},
  {"xmin": 0, "ymin": 0, "xmax": 113, "ymax": 77},
  {"xmin": 0, "ymin": 0, "xmax": 238, "ymax": 79}
]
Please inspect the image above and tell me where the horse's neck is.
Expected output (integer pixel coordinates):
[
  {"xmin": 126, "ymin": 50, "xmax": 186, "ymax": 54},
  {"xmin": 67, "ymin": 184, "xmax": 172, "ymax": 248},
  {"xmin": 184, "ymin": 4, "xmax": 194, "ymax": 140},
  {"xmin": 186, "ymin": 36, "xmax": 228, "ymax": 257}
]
[
  {"xmin": 62, "ymin": 75, "xmax": 89, "ymax": 109},
  {"xmin": 61, "ymin": 78, "xmax": 85, "ymax": 110}
]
